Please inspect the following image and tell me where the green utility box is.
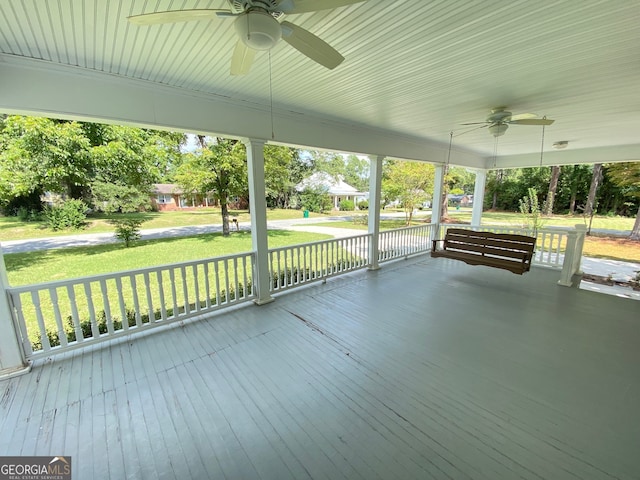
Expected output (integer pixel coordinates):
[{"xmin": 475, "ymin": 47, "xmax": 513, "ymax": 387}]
[{"xmin": 303, "ymin": 210, "xmax": 309, "ymax": 218}]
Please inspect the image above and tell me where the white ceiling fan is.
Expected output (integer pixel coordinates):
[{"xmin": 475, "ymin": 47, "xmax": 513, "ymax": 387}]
[
  {"xmin": 462, "ymin": 107, "xmax": 555, "ymax": 137},
  {"xmin": 127, "ymin": 0, "xmax": 366, "ymax": 75}
]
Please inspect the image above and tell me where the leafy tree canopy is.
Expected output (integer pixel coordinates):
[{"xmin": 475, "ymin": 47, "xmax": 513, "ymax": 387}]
[{"xmin": 0, "ymin": 115, "xmax": 184, "ymax": 212}]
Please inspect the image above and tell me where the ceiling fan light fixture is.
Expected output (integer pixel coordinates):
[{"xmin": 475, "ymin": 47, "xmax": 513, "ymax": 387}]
[
  {"xmin": 234, "ymin": 11, "xmax": 282, "ymax": 51},
  {"xmin": 488, "ymin": 123, "xmax": 509, "ymax": 137}
]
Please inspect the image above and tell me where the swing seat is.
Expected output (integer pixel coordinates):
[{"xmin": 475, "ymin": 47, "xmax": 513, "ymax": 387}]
[{"xmin": 431, "ymin": 228, "xmax": 536, "ymax": 275}]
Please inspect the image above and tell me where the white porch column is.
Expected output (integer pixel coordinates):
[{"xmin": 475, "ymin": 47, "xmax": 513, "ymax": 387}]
[
  {"xmin": 558, "ymin": 224, "xmax": 588, "ymax": 287},
  {"xmin": 432, "ymin": 165, "xmax": 445, "ymax": 235},
  {"xmin": 471, "ymin": 169, "xmax": 487, "ymax": 226},
  {"xmin": 244, "ymin": 138, "xmax": 274, "ymax": 305},
  {"xmin": 368, "ymin": 155, "xmax": 384, "ymax": 270},
  {"xmin": 0, "ymin": 245, "xmax": 30, "ymax": 378}
]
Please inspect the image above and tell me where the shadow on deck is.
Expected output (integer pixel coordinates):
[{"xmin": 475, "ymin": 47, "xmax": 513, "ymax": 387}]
[{"xmin": 1, "ymin": 256, "xmax": 638, "ymax": 479}]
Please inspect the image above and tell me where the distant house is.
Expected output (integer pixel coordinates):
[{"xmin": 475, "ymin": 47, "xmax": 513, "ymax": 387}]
[
  {"xmin": 447, "ymin": 194, "xmax": 473, "ymax": 207},
  {"xmin": 296, "ymin": 172, "xmax": 366, "ymax": 210},
  {"xmin": 151, "ymin": 184, "xmax": 183, "ymax": 211},
  {"xmin": 151, "ymin": 184, "xmax": 216, "ymax": 211}
]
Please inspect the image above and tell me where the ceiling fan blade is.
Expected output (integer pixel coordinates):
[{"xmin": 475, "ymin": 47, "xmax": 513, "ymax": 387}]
[
  {"xmin": 127, "ymin": 9, "xmax": 229, "ymax": 25},
  {"xmin": 281, "ymin": 22, "xmax": 344, "ymax": 69},
  {"xmin": 510, "ymin": 118, "xmax": 555, "ymax": 126},
  {"xmin": 510, "ymin": 113, "xmax": 537, "ymax": 121},
  {"xmin": 278, "ymin": 0, "xmax": 367, "ymax": 14},
  {"xmin": 230, "ymin": 41, "xmax": 256, "ymax": 76}
]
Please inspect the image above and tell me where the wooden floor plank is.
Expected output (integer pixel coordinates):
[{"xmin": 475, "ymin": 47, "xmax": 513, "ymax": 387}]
[{"xmin": 131, "ymin": 376, "xmax": 177, "ymax": 480}]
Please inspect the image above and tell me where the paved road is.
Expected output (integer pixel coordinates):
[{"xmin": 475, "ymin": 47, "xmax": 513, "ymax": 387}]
[{"xmin": 0, "ymin": 214, "xmax": 400, "ymax": 254}]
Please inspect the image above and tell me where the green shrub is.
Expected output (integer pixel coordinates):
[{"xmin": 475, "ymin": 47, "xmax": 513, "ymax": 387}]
[
  {"xmin": 300, "ymin": 187, "xmax": 332, "ymax": 213},
  {"xmin": 29, "ymin": 283, "xmax": 254, "ymax": 351},
  {"xmin": 16, "ymin": 207, "xmax": 42, "ymax": 222},
  {"xmin": 357, "ymin": 200, "xmax": 368, "ymax": 210},
  {"xmin": 44, "ymin": 199, "xmax": 87, "ymax": 230},
  {"xmin": 110, "ymin": 218, "xmax": 144, "ymax": 247},
  {"xmin": 518, "ymin": 187, "xmax": 547, "ymax": 233},
  {"xmin": 91, "ymin": 182, "xmax": 152, "ymax": 213},
  {"xmin": 352, "ymin": 214, "xmax": 368, "ymax": 225},
  {"xmin": 339, "ymin": 199, "xmax": 355, "ymax": 211}
]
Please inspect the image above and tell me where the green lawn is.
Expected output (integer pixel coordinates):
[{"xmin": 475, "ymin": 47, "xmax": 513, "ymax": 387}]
[
  {"xmin": 314, "ymin": 210, "xmax": 640, "ymax": 263},
  {"xmin": 446, "ymin": 210, "xmax": 636, "ymax": 231},
  {"xmin": 306, "ymin": 219, "xmax": 426, "ymax": 230},
  {"xmin": 0, "ymin": 208, "xmax": 326, "ymax": 241},
  {"xmin": 5, "ymin": 230, "xmax": 331, "ymax": 286},
  {"xmin": 5, "ymin": 229, "xmax": 338, "ymax": 348}
]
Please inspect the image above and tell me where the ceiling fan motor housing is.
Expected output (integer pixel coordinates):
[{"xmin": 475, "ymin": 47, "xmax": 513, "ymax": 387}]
[
  {"xmin": 486, "ymin": 108, "xmax": 512, "ymax": 124},
  {"xmin": 488, "ymin": 123, "xmax": 509, "ymax": 137},
  {"xmin": 234, "ymin": 10, "xmax": 282, "ymax": 50}
]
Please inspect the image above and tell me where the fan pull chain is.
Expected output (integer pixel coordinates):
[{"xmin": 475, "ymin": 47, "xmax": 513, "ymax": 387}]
[
  {"xmin": 269, "ymin": 51, "xmax": 275, "ymax": 140},
  {"xmin": 539, "ymin": 118, "xmax": 547, "ymax": 168},
  {"xmin": 492, "ymin": 135, "xmax": 499, "ymax": 168}
]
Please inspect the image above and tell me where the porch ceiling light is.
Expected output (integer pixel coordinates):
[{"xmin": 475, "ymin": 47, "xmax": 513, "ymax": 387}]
[
  {"xmin": 488, "ymin": 123, "xmax": 509, "ymax": 137},
  {"xmin": 553, "ymin": 141, "xmax": 569, "ymax": 149},
  {"xmin": 234, "ymin": 11, "xmax": 282, "ymax": 51}
]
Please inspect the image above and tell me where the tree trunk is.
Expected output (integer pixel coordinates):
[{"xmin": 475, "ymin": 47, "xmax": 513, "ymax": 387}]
[
  {"xmin": 631, "ymin": 204, "xmax": 640, "ymax": 240},
  {"xmin": 568, "ymin": 166, "xmax": 577, "ymax": 214},
  {"xmin": 221, "ymin": 200, "xmax": 230, "ymax": 236},
  {"xmin": 545, "ymin": 166, "xmax": 560, "ymax": 215},
  {"xmin": 585, "ymin": 163, "xmax": 603, "ymax": 217},
  {"xmin": 491, "ymin": 169, "xmax": 503, "ymax": 210}
]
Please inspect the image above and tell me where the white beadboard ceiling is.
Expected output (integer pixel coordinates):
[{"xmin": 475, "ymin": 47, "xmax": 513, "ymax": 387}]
[{"xmin": 1, "ymin": 0, "xmax": 640, "ymax": 163}]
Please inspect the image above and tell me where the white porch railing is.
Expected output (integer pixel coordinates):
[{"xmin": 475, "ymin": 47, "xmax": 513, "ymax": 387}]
[
  {"xmin": 5, "ymin": 223, "xmax": 586, "ymax": 360},
  {"xmin": 268, "ymin": 234, "xmax": 371, "ymax": 292},
  {"xmin": 378, "ymin": 224, "xmax": 436, "ymax": 263},
  {"xmin": 7, "ymin": 252, "xmax": 255, "ymax": 359}
]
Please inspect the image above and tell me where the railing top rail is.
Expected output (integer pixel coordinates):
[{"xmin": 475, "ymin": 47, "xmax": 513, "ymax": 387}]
[
  {"xmin": 381, "ymin": 223, "xmax": 436, "ymax": 233},
  {"xmin": 442, "ymin": 224, "xmax": 577, "ymax": 235},
  {"xmin": 7, "ymin": 250, "xmax": 256, "ymax": 294},
  {"xmin": 267, "ymin": 233, "xmax": 372, "ymax": 253}
]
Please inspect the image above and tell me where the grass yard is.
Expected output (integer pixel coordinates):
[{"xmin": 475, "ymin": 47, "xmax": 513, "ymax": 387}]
[
  {"xmin": 5, "ymin": 230, "xmax": 331, "ymax": 286},
  {"xmin": 0, "ymin": 208, "xmax": 325, "ymax": 241},
  {"xmin": 6, "ymin": 229, "xmax": 336, "ymax": 348},
  {"xmin": 446, "ymin": 210, "xmax": 636, "ymax": 231},
  {"xmin": 306, "ymin": 219, "xmax": 426, "ymax": 230},
  {"xmin": 314, "ymin": 211, "xmax": 640, "ymax": 263}
]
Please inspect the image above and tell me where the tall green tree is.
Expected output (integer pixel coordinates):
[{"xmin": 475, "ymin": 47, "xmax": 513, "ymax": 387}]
[
  {"xmin": 382, "ymin": 160, "xmax": 434, "ymax": 224},
  {"xmin": 175, "ymin": 137, "xmax": 247, "ymax": 236},
  {"xmin": 0, "ymin": 116, "xmax": 91, "ymax": 202},
  {"xmin": 309, "ymin": 150, "xmax": 345, "ymax": 180},
  {"xmin": 544, "ymin": 165, "xmax": 561, "ymax": 215},
  {"xmin": 607, "ymin": 162, "xmax": 640, "ymax": 240},
  {"xmin": 0, "ymin": 115, "xmax": 185, "ymax": 213},
  {"xmin": 343, "ymin": 155, "xmax": 369, "ymax": 192},
  {"xmin": 264, "ymin": 146, "xmax": 310, "ymax": 208},
  {"xmin": 584, "ymin": 164, "xmax": 603, "ymax": 232}
]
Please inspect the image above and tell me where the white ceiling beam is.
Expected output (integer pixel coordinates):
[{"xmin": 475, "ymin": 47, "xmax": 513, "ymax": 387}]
[
  {"xmin": 488, "ymin": 145, "xmax": 640, "ymax": 169},
  {"xmin": 0, "ymin": 55, "xmax": 484, "ymax": 167}
]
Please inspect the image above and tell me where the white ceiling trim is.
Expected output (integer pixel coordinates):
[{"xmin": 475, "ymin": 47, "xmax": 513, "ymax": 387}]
[
  {"xmin": 490, "ymin": 145, "xmax": 640, "ymax": 170},
  {"xmin": 0, "ymin": 54, "xmax": 484, "ymax": 167}
]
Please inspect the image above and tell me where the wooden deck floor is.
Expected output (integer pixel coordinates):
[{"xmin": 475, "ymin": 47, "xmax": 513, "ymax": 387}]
[{"xmin": 1, "ymin": 256, "xmax": 639, "ymax": 479}]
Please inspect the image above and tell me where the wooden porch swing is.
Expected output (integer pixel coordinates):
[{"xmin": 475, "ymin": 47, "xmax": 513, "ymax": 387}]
[{"xmin": 431, "ymin": 228, "xmax": 536, "ymax": 275}]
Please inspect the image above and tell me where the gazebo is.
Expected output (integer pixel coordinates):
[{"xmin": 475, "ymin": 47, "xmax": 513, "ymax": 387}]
[{"xmin": 1, "ymin": 1, "xmax": 639, "ymax": 478}]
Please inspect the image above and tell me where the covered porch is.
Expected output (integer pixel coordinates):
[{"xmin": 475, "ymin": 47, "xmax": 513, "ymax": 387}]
[
  {"xmin": 1, "ymin": 256, "xmax": 638, "ymax": 479},
  {"xmin": 1, "ymin": 2, "xmax": 640, "ymax": 477}
]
